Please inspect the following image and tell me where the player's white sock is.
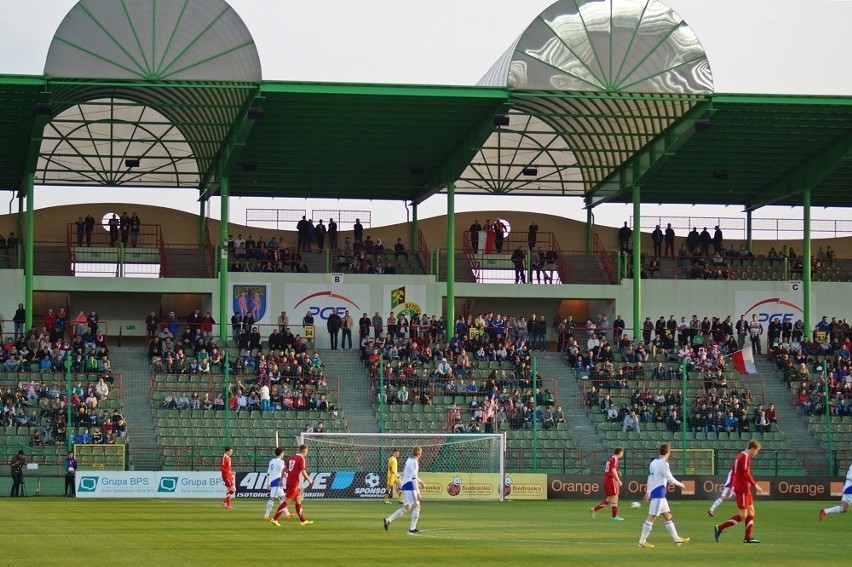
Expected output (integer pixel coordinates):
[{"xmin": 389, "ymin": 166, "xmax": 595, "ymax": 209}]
[
  {"xmin": 281, "ymin": 506, "xmax": 291, "ymax": 517},
  {"xmin": 709, "ymin": 497, "xmax": 723, "ymax": 512},
  {"xmin": 824, "ymin": 506, "xmax": 845, "ymax": 515},
  {"xmin": 409, "ymin": 509, "xmax": 420, "ymax": 531},
  {"xmin": 664, "ymin": 520, "xmax": 680, "ymax": 541},
  {"xmin": 264, "ymin": 499, "xmax": 274, "ymax": 517},
  {"xmin": 388, "ymin": 508, "xmax": 406, "ymax": 523},
  {"xmin": 638, "ymin": 520, "xmax": 653, "ymax": 543}
]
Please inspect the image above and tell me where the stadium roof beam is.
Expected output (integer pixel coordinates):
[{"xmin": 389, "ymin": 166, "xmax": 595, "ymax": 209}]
[
  {"xmin": 584, "ymin": 100, "xmax": 714, "ymax": 208},
  {"xmin": 744, "ymin": 131, "xmax": 852, "ymax": 212}
]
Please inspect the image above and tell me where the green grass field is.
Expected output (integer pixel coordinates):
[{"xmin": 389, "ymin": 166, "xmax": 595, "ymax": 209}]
[{"xmin": 6, "ymin": 498, "xmax": 849, "ymax": 566}]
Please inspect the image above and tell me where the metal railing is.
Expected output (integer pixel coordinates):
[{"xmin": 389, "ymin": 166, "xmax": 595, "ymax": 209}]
[{"xmin": 632, "ymin": 215, "xmax": 852, "ymax": 240}]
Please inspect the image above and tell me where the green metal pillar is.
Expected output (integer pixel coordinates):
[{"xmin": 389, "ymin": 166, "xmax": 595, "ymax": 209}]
[
  {"xmin": 379, "ymin": 355, "xmax": 385, "ymax": 434},
  {"xmin": 446, "ymin": 181, "xmax": 455, "ymax": 326},
  {"xmin": 802, "ymin": 188, "xmax": 812, "ymax": 333},
  {"xmin": 24, "ymin": 173, "xmax": 34, "ymax": 331},
  {"xmin": 823, "ymin": 364, "xmax": 834, "ymax": 475},
  {"xmin": 585, "ymin": 207, "xmax": 594, "ymax": 253},
  {"xmin": 219, "ymin": 177, "xmax": 230, "ymax": 343},
  {"xmin": 410, "ymin": 201, "xmax": 418, "ymax": 253},
  {"xmin": 681, "ymin": 359, "xmax": 688, "ymax": 475},
  {"xmin": 65, "ymin": 351, "xmax": 73, "ymax": 451},
  {"xmin": 631, "ymin": 185, "xmax": 641, "ymax": 341},
  {"xmin": 199, "ymin": 200, "xmax": 207, "ymax": 249},
  {"xmin": 532, "ymin": 356, "xmax": 538, "ymax": 471},
  {"xmin": 224, "ymin": 353, "xmax": 231, "ymax": 446},
  {"xmin": 746, "ymin": 210, "xmax": 753, "ymax": 254}
]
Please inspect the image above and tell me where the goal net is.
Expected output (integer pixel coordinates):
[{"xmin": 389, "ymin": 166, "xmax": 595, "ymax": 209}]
[{"xmin": 299, "ymin": 432, "xmax": 506, "ymax": 501}]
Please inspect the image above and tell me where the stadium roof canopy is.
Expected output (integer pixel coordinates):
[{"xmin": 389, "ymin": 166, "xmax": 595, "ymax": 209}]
[{"xmin": 1, "ymin": 0, "xmax": 852, "ymax": 211}]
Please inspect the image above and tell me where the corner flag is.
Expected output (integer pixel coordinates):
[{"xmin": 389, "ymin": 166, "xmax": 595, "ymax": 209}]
[{"xmin": 731, "ymin": 348, "xmax": 758, "ymax": 375}]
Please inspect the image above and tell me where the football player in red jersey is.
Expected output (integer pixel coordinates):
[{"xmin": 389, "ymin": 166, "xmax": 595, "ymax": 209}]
[
  {"xmin": 272, "ymin": 444, "xmax": 313, "ymax": 526},
  {"xmin": 221, "ymin": 447, "xmax": 235, "ymax": 509},
  {"xmin": 590, "ymin": 447, "xmax": 625, "ymax": 520},
  {"xmin": 714, "ymin": 439, "xmax": 764, "ymax": 543}
]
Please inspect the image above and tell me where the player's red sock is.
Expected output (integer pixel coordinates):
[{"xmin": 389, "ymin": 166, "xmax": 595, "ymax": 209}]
[
  {"xmin": 273, "ymin": 501, "xmax": 286, "ymax": 521},
  {"xmin": 295, "ymin": 502, "xmax": 305, "ymax": 522},
  {"xmin": 592, "ymin": 499, "xmax": 608, "ymax": 512},
  {"xmin": 744, "ymin": 515, "xmax": 754, "ymax": 539},
  {"xmin": 718, "ymin": 514, "xmax": 742, "ymax": 531},
  {"xmin": 611, "ymin": 504, "xmax": 619, "ymax": 518}
]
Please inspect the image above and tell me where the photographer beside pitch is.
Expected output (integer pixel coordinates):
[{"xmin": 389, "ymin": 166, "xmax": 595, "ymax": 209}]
[
  {"xmin": 10, "ymin": 449, "xmax": 26, "ymax": 497},
  {"xmin": 64, "ymin": 451, "xmax": 77, "ymax": 497}
]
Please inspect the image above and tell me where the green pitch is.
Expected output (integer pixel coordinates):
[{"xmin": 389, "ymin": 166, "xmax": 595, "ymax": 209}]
[{"xmin": 6, "ymin": 499, "xmax": 849, "ymax": 566}]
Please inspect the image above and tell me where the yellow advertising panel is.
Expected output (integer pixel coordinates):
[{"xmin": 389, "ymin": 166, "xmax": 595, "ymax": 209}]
[
  {"xmin": 501, "ymin": 473, "xmax": 548, "ymax": 500},
  {"xmin": 418, "ymin": 473, "xmax": 547, "ymax": 501},
  {"xmin": 420, "ymin": 473, "xmax": 500, "ymax": 501}
]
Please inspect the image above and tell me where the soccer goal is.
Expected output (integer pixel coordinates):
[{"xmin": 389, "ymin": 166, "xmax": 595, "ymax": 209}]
[{"xmin": 299, "ymin": 432, "xmax": 506, "ymax": 501}]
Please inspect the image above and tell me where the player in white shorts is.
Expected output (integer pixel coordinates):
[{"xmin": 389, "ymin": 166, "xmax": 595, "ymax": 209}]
[
  {"xmin": 637, "ymin": 443, "xmax": 690, "ymax": 548},
  {"xmin": 384, "ymin": 446, "xmax": 425, "ymax": 534},
  {"xmin": 264, "ymin": 447, "xmax": 287, "ymax": 520},
  {"xmin": 819, "ymin": 462, "xmax": 852, "ymax": 521},
  {"xmin": 707, "ymin": 469, "xmax": 735, "ymax": 517}
]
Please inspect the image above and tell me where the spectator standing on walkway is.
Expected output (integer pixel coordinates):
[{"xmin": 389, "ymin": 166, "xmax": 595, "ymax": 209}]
[
  {"xmin": 748, "ymin": 315, "xmax": 764, "ymax": 355},
  {"xmin": 663, "ymin": 223, "xmax": 675, "ymax": 257},
  {"xmin": 652, "ymin": 225, "xmax": 663, "ymax": 257},
  {"xmin": 528, "ymin": 220, "xmax": 538, "ymax": 250},
  {"xmin": 618, "ymin": 222, "xmax": 631, "ymax": 254},
  {"xmin": 327, "ymin": 310, "xmax": 341, "ymax": 350},
  {"xmin": 327, "ymin": 218, "xmax": 338, "ymax": 250},
  {"xmin": 511, "ymin": 248, "xmax": 526, "ymax": 284}
]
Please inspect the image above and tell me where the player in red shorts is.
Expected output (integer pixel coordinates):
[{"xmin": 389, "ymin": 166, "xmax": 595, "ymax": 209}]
[
  {"xmin": 221, "ymin": 446, "xmax": 235, "ymax": 509},
  {"xmin": 714, "ymin": 439, "xmax": 764, "ymax": 543},
  {"xmin": 272, "ymin": 444, "xmax": 313, "ymax": 526},
  {"xmin": 590, "ymin": 447, "xmax": 624, "ymax": 520}
]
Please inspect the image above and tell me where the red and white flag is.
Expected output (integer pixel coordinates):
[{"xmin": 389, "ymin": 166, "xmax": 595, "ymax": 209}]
[{"xmin": 731, "ymin": 348, "xmax": 758, "ymax": 375}]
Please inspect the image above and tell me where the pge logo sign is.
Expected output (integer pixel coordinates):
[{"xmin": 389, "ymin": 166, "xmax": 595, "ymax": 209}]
[
  {"xmin": 742, "ymin": 297, "xmax": 803, "ymax": 324},
  {"xmin": 293, "ymin": 291, "xmax": 361, "ymax": 321}
]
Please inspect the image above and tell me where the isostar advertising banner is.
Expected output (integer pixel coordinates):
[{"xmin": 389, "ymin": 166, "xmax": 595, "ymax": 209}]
[
  {"xmin": 235, "ymin": 470, "xmax": 385, "ymax": 499},
  {"xmin": 734, "ymin": 291, "xmax": 810, "ymax": 327},
  {"xmin": 75, "ymin": 471, "xmax": 224, "ymax": 498},
  {"xmin": 383, "ymin": 284, "xmax": 426, "ymax": 319},
  {"xmin": 547, "ymin": 475, "xmax": 834, "ymax": 501},
  {"xmin": 283, "ymin": 284, "xmax": 370, "ymax": 349}
]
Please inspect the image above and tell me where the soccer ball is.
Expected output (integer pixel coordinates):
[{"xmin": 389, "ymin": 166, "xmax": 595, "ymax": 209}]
[
  {"xmin": 68, "ymin": 467, "xmax": 75, "ymax": 474},
  {"xmin": 364, "ymin": 472, "xmax": 380, "ymax": 488},
  {"xmin": 630, "ymin": 501, "xmax": 641, "ymax": 509}
]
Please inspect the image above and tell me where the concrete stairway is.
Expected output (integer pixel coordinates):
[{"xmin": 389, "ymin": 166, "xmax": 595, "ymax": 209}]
[
  {"xmin": 108, "ymin": 345, "xmax": 163, "ymax": 470},
  {"xmin": 753, "ymin": 353, "xmax": 822, "ymax": 473},
  {"xmin": 536, "ymin": 352, "xmax": 606, "ymax": 465},
  {"xmin": 317, "ymin": 349, "xmax": 378, "ymax": 433}
]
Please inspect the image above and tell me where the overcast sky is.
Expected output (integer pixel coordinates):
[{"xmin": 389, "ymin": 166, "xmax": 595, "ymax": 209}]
[{"xmin": 2, "ymin": 0, "xmax": 851, "ymax": 235}]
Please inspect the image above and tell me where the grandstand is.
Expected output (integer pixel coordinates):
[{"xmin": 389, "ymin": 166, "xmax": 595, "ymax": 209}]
[{"xmin": 2, "ymin": 0, "xmax": 852, "ymax": 495}]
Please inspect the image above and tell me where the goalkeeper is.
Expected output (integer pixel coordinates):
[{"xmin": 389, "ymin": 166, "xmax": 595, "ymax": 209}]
[{"xmin": 385, "ymin": 449, "xmax": 402, "ymax": 504}]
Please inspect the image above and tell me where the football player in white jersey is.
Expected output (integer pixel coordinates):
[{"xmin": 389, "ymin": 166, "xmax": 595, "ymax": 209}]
[
  {"xmin": 263, "ymin": 447, "xmax": 286, "ymax": 520},
  {"xmin": 384, "ymin": 446, "xmax": 425, "ymax": 534},
  {"xmin": 707, "ymin": 468, "xmax": 735, "ymax": 517},
  {"xmin": 820, "ymin": 462, "xmax": 852, "ymax": 520},
  {"xmin": 638, "ymin": 443, "xmax": 690, "ymax": 548}
]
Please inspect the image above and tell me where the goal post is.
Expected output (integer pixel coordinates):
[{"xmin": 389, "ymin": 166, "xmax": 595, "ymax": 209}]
[{"xmin": 299, "ymin": 432, "xmax": 506, "ymax": 501}]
